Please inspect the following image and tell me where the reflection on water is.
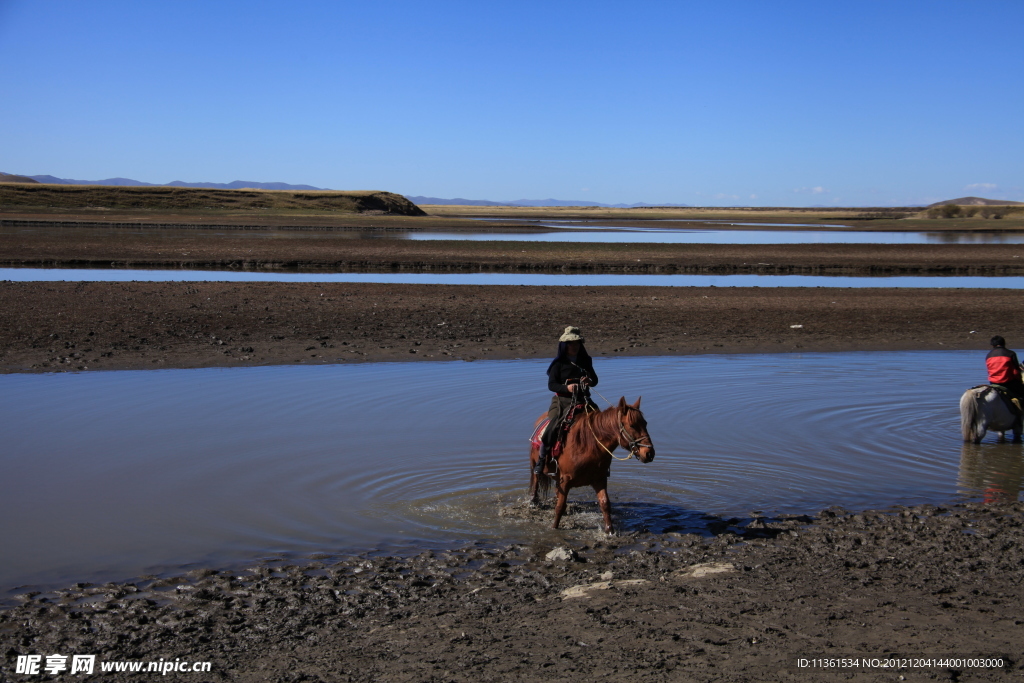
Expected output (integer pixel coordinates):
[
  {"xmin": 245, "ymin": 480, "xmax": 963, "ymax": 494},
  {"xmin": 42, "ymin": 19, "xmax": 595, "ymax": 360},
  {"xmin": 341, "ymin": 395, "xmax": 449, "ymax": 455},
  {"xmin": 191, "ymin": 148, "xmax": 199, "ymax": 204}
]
[
  {"xmin": 3, "ymin": 268, "xmax": 1024, "ymax": 288},
  {"xmin": 959, "ymin": 444, "xmax": 1024, "ymax": 503},
  {"xmin": 414, "ymin": 223, "xmax": 1024, "ymax": 244},
  {"xmin": 6, "ymin": 222, "xmax": 1024, "ymax": 245},
  {"xmin": 0, "ymin": 351, "xmax": 1018, "ymax": 592}
]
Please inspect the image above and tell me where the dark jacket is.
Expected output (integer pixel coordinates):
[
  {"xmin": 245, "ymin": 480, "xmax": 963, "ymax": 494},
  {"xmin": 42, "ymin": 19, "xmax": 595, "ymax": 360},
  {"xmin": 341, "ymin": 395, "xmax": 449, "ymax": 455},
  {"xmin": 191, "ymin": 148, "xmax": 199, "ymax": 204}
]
[
  {"xmin": 547, "ymin": 354, "xmax": 598, "ymax": 397},
  {"xmin": 987, "ymin": 346, "xmax": 1023, "ymax": 385}
]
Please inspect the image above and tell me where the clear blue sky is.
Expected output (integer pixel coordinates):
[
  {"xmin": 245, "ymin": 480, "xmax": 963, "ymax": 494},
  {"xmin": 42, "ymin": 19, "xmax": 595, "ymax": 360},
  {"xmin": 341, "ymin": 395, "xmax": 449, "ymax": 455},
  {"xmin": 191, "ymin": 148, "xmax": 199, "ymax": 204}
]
[{"xmin": 1, "ymin": 0, "xmax": 1021, "ymax": 206}]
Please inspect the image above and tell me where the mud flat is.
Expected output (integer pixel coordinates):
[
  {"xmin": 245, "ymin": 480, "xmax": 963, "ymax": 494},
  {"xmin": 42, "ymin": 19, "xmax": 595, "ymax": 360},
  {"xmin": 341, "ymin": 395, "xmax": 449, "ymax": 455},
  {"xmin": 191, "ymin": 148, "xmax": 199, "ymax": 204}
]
[
  {"xmin": 2, "ymin": 502, "xmax": 1021, "ymax": 681},
  {"xmin": 0, "ymin": 282, "xmax": 1019, "ymax": 373}
]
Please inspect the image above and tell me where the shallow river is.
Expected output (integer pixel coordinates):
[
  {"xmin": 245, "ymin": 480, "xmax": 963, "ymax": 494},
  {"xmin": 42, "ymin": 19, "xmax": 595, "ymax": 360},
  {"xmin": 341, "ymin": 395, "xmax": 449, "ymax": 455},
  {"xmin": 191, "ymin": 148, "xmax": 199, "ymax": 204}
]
[
  {"xmin": 3, "ymin": 268, "xmax": 1024, "ymax": 288},
  {"xmin": 2, "ymin": 351, "xmax": 1021, "ymax": 593}
]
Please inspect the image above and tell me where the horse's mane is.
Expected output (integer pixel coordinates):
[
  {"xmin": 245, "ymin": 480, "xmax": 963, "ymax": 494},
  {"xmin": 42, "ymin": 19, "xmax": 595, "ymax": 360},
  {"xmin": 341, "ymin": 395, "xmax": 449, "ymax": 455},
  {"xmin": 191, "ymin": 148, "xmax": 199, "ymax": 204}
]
[{"xmin": 565, "ymin": 404, "xmax": 621, "ymax": 459}]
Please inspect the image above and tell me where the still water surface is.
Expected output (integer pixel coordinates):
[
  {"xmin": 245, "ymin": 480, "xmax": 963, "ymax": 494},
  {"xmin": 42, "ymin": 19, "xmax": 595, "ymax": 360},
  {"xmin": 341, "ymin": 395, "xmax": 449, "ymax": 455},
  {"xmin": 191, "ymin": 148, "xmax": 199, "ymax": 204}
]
[
  {"xmin": 410, "ymin": 229, "xmax": 1024, "ymax": 244},
  {"xmin": 7, "ymin": 221, "xmax": 1024, "ymax": 244},
  {"xmin": 417, "ymin": 221, "xmax": 1024, "ymax": 244},
  {"xmin": 3, "ymin": 268, "xmax": 1024, "ymax": 288},
  {"xmin": 1, "ymin": 351, "xmax": 1020, "ymax": 592}
]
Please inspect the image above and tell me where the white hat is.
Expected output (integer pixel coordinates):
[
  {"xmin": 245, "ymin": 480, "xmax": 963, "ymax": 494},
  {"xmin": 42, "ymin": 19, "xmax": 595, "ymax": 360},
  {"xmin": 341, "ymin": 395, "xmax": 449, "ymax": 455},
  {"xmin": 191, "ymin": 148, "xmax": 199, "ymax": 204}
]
[{"xmin": 559, "ymin": 326, "xmax": 584, "ymax": 342}]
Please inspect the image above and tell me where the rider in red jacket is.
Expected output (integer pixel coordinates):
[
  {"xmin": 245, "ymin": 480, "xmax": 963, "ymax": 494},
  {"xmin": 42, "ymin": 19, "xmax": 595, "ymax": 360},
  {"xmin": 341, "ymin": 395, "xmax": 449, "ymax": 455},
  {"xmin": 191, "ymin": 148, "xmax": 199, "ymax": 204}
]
[{"xmin": 986, "ymin": 335, "xmax": 1024, "ymax": 401}]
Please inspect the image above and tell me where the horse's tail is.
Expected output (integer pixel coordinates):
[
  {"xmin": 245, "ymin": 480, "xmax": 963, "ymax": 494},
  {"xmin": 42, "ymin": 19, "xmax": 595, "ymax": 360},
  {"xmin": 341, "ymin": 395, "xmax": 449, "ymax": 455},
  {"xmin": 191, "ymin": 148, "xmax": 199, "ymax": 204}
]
[
  {"xmin": 530, "ymin": 442, "xmax": 552, "ymax": 498},
  {"xmin": 536, "ymin": 465, "xmax": 552, "ymax": 498},
  {"xmin": 960, "ymin": 387, "xmax": 981, "ymax": 442}
]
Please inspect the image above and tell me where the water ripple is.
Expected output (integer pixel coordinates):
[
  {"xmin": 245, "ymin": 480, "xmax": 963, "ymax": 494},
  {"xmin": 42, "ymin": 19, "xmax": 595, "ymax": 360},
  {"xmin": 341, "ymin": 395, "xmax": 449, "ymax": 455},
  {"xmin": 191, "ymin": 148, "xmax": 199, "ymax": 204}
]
[{"xmin": 1, "ymin": 351, "xmax": 1019, "ymax": 591}]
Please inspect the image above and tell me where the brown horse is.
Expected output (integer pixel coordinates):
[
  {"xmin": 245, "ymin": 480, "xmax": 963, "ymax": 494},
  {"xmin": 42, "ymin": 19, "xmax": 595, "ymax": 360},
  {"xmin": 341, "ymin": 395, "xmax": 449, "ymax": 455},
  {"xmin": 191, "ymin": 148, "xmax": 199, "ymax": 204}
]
[{"xmin": 529, "ymin": 397, "xmax": 655, "ymax": 533}]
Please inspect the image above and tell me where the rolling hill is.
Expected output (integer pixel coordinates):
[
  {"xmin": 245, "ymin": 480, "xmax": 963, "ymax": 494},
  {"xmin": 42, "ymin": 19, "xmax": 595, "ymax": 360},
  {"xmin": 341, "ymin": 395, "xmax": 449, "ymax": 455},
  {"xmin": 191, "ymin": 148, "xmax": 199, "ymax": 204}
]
[{"xmin": 927, "ymin": 196, "xmax": 1024, "ymax": 207}]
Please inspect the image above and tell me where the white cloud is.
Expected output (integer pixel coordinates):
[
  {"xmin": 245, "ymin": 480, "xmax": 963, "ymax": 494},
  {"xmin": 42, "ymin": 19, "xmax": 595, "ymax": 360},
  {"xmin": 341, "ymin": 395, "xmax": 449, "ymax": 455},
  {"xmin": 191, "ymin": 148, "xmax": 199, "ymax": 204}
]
[
  {"xmin": 965, "ymin": 183, "xmax": 997, "ymax": 191},
  {"xmin": 714, "ymin": 193, "xmax": 740, "ymax": 200},
  {"xmin": 793, "ymin": 186, "xmax": 828, "ymax": 194},
  {"xmin": 749, "ymin": 194, "xmax": 757, "ymax": 200}
]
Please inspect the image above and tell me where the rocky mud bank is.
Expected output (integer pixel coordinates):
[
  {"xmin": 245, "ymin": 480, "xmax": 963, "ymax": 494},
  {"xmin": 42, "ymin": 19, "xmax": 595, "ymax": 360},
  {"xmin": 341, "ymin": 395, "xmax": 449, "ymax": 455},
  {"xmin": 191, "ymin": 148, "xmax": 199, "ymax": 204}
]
[
  {"xmin": 2, "ymin": 501, "xmax": 1022, "ymax": 681},
  {"xmin": 0, "ymin": 282, "xmax": 1017, "ymax": 373}
]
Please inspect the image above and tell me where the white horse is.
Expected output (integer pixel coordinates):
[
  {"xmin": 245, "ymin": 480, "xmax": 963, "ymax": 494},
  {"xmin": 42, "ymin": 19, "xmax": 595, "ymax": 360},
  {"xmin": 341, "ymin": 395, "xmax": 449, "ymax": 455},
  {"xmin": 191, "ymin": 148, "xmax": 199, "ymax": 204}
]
[{"xmin": 960, "ymin": 386, "xmax": 1022, "ymax": 444}]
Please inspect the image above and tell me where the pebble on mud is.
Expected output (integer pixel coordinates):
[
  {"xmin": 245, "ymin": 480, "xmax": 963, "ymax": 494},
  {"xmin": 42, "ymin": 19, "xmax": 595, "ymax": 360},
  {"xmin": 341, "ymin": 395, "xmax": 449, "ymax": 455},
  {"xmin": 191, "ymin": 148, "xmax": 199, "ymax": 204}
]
[{"xmin": 545, "ymin": 546, "xmax": 580, "ymax": 562}]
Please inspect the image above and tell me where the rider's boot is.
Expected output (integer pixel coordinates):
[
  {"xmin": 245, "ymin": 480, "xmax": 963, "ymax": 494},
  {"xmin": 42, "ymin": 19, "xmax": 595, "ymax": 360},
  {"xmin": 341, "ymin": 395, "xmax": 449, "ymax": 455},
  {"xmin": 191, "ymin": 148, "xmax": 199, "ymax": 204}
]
[{"xmin": 533, "ymin": 444, "xmax": 550, "ymax": 476}]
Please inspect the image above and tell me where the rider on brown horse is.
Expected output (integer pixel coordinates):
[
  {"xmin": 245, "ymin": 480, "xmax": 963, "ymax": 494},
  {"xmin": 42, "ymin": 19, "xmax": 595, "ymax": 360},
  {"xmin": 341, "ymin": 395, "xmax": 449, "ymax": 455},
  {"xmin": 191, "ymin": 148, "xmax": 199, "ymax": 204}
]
[{"xmin": 534, "ymin": 326, "xmax": 599, "ymax": 476}]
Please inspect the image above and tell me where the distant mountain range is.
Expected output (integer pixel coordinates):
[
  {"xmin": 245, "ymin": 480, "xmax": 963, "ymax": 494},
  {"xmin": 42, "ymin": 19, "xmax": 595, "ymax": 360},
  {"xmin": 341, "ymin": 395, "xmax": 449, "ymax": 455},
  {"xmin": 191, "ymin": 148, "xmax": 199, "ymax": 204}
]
[
  {"xmin": 2, "ymin": 173, "xmax": 326, "ymax": 191},
  {"xmin": 5, "ymin": 174, "xmax": 1019, "ymax": 208},
  {"xmin": 0, "ymin": 175, "xmax": 690, "ymax": 206},
  {"xmin": 404, "ymin": 196, "xmax": 692, "ymax": 208}
]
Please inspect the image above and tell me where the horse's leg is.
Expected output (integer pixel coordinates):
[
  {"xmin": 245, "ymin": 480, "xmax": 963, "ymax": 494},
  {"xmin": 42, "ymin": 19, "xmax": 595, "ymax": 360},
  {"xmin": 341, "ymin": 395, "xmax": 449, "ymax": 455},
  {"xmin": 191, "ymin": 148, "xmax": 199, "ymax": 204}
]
[
  {"xmin": 528, "ymin": 446, "xmax": 540, "ymax": 505},
  {"xmin": 552, "ymin": 480, "xmax": 570, "ymax": 529},
  {"xmin": 1014, "ymin": 415, "xmax": 1023, "ymax": 444},
  {"xmin": 976, "ymin": 405, "xmax": 987, "ymax": 444},
  {"xmin": 593, "ymin": 481, "xmax": 613, "ymax": 534}
]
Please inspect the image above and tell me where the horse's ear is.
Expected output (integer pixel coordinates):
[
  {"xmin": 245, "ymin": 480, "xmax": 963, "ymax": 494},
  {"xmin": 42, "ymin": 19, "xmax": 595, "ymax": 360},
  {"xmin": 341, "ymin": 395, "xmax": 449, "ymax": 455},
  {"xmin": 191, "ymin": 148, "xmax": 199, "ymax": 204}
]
[
  {"xmin": 618, "ymin": 396, "xmax": 628, "ymax": 412},
  {"xmin": 632, "ymin": 396, "xmax": 642, "ymax": 409}
]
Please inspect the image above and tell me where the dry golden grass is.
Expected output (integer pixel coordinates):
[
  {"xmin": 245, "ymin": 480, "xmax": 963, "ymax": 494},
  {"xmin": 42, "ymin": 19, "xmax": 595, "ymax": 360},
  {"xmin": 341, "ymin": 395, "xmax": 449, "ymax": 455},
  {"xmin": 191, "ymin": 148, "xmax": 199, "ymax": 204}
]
[
  {"xmin": 421, "ymin": 204, "xmax": 897, "ymax": 219},
  {"xmin": 421, "ymin": 203, "xmax": 1024, "ymax": 230}
]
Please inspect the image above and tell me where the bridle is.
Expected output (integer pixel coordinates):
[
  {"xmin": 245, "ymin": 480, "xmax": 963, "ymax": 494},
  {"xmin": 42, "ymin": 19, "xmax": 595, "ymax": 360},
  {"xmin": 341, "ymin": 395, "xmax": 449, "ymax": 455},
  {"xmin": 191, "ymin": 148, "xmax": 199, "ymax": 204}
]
[
  {"xmin": 587, "ymin": 404, "xmax": 652, "ymax": 461},
  {"xmin": 617, "ymin": 407, "xmax": 653, "ymax": 461}
]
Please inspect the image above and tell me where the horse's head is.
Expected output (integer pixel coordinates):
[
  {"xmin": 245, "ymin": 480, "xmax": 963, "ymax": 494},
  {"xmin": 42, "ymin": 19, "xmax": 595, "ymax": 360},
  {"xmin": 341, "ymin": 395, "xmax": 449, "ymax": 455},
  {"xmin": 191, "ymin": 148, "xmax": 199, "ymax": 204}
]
[{"xmin": 618, "ymin": 396, "xmax": 655, "ymax": 463}]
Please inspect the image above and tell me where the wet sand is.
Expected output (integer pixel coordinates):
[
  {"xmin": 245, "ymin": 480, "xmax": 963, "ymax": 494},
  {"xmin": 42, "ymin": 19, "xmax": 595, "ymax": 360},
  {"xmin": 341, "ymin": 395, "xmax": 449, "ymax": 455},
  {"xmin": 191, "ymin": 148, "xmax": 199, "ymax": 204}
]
[
  {"xmin": 0, "ymin": 281, "xmax": 1017, "ymax": 373},
  {"xmin": 3, "ymin": 502, "xmax": 1021, "ymax": 681}
]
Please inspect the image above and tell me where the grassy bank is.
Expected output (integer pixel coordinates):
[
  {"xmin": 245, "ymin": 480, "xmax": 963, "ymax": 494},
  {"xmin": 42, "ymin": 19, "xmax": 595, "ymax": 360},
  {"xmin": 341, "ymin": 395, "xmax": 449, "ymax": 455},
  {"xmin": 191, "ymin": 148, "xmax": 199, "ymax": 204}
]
[{"xmin": 0, "ymin": 183, "xmax": 426, "ymax": 216}]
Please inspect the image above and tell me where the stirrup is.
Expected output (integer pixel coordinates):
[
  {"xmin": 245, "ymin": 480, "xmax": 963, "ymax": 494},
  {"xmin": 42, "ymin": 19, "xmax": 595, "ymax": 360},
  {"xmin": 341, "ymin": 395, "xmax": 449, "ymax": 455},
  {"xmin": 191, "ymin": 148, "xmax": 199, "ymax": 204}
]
[{"xmin": 544, "ymin": 456, "xmax": 559, "ymax": 478}]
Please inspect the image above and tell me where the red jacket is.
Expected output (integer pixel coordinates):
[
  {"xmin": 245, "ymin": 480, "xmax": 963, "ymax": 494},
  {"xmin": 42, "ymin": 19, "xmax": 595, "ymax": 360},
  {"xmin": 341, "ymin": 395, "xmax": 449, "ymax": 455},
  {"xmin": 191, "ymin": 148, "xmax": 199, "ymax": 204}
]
[{"xmin": 986, "ymin": 346, "xmax": 1022, "ymax": 384}]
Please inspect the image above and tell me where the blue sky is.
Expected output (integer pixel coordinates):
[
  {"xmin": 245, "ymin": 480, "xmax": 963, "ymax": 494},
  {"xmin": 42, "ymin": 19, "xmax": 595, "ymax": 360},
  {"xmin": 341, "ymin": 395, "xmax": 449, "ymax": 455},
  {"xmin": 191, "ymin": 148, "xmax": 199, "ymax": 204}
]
[{"xmin": 1, "ymin": 0, "xmax": 1021, "ymax": 206}]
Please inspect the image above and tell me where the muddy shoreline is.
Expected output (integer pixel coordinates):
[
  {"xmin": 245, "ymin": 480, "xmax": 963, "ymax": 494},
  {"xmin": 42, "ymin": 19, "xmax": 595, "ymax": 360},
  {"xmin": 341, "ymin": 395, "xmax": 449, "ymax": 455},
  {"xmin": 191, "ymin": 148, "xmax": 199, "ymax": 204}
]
[
  {"xmin": 0, "ymin": 281, "xmax": 1016, "ymax": 373},
  {"xmin": 2, "ymin": 501, "xmax": 1021, "ymax": 681}
]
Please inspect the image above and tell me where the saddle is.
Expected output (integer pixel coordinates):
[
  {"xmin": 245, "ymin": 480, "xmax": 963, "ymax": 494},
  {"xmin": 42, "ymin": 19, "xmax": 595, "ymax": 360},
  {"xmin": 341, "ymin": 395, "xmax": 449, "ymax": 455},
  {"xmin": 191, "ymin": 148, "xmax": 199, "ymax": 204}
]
[
  {"xmin": 529, "ymin": 402, "xmax": 589, "ymax": 460},
  {"xmin": 984, "ymin": 384, "xmax": 1024, "ymax": 416}
]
